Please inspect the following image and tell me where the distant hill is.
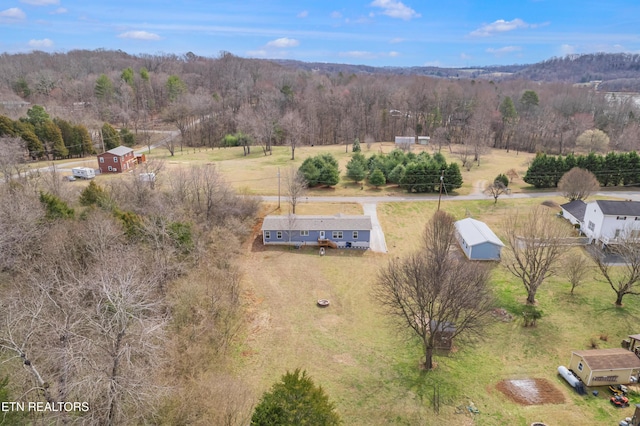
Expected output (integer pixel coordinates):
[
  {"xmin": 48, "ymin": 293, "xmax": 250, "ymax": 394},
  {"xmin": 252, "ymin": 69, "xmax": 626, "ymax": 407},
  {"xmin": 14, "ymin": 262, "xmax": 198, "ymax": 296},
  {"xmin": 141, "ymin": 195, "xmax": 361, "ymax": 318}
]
[{"xmin": 272, "ymin": 53, "xmax": 640, "ymax": 91}]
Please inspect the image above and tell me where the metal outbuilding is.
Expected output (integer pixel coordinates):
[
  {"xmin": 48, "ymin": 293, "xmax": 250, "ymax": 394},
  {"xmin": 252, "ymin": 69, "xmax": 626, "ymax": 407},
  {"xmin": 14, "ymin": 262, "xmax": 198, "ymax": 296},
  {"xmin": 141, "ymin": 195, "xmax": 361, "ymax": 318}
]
[{"xmin": 454, "ymin": 218, "xmax": 504, "ymax": 260}]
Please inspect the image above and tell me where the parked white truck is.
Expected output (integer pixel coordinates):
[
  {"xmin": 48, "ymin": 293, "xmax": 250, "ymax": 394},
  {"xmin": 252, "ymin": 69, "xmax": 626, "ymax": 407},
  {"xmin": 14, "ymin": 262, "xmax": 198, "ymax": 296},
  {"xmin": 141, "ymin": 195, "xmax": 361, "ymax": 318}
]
[{"xmin": 71, "ymin": 167, "xmax": 95, "ymax": 179}]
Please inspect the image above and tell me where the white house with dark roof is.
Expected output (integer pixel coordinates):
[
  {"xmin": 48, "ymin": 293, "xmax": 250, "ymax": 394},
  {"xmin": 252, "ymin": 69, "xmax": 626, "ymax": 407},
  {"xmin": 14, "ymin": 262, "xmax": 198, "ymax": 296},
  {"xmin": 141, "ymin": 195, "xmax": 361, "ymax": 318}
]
[
  {"xmin": 261, "ymin": 214, "xmax": 372, "ymax": 249},
  {"xmin": 580, "ymin": 200, "xmax": 640, "ymax": 245},
  {"xmin": 560, "ymin": 200, "xmax": 587, "ymax": 227},
  {"xmin": 454, "ymin": 218, "xmax": 504, "ymax": 261}
]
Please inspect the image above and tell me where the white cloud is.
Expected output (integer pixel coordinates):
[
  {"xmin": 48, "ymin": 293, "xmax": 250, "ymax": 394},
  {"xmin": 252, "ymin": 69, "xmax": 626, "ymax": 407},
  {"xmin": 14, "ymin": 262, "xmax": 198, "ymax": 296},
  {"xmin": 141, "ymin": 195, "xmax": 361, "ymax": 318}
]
[
  {"xmin": 388, "ymin": 51, "xmax": 400, "ymax": 57},
  {"xmin": 470, "ymin": 18, "xmax": 530, "ymax": 37},
  {"xmin": 297, "ymin": 10, "xmax": 308, "ymax": 18},
  {"xmin": 50, "ymin": 7, "xmax": 67, "ymax": 14},
  {"xmin": 460, "ymin": 52, "xmax": 472, "ymax": 60},
  {"xmin": 28, "ymin": 38, "xmax": 53, "ymax": 48},
  {"xmin": 0, "ymin": 8, "xmax": 26, "ymax": 19},
  {"xmin": 117, "ymin": 31, "xmax": 161, "ymax": 41},
  {"xmin": 266, "ymin": 37, "xmax": 300, "ymax": 48},
  {"xmin": 20, "ymin": 0, "xmax": 58, "ymax": 5},
  {"xmin": 331, "ymin": 11, "xmax": 342, "ymax": 19},
  {"xmin": 390, "ymin": 37, "xmax": 405, "ymax": 44},
  {"xmin": 486, "ymin": 46, "xmax": 522, "ymax": 56},
  {"xmin": 559, "ymin": 44, "xmax": 576, "ymax": 55},
  {"xmin": 370, "ymin": 0, "xmax": 420, "ymax": 20}
]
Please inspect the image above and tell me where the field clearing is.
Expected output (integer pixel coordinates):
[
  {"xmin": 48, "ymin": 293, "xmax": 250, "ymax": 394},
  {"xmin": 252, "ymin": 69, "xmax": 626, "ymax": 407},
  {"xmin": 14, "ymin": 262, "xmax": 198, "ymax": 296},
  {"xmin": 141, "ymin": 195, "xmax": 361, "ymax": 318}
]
[
  {"xmin": 146, "ymin": 142, "xmax": 537, "ymax": 197},
  {"xmin": 236, "ymin": 196, "xmax": 640, "ymax": 425}
]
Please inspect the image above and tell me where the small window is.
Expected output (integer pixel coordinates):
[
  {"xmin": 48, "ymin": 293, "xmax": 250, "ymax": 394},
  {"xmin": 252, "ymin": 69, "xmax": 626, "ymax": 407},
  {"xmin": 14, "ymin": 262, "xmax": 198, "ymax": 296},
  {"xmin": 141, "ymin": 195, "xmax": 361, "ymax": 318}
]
[
  {"xmin": 588, "ymin": 221, "xmax": 595, "ymax": 231},
  {"xmin": 332, "ymin": 231, "xmax": 343, "ymax": 239},
  {"xmin": 617, "ymin": 216, "xmax": 627, "ymax": 220},
  {"xmin": 114, "ymin": 157, "xmax": 118, "ymax": 163},
  {"xmin": 352, "ymin": 231, "xmax": 358, "ymax": 239},
  {"xmin": 578, "ymin": 362, "xmax": 584, "ymax": 372},
  {"xmin": 615, "ymin": 229, "xmax": 621, "ymax": 238},
  {"xmin": 113, "ymin": 168, "xmax": 117, "ymax": 172},
  {"xmin": 99, "ymin": 157, "xmax": 104, "ymax": 163},
  {"xmin": 276, "ymin": 231, "xmax": 283, "ymax": 239},
  {"xmin": 265, "ymin": 231, "xmax": 271, "ymax": 239},
  {"xmin": 108, "ymin": 166, "xmax": 113, "ymax": 171},
  {"xmin": 300, "ymin": 230, "xmax": 309, "ymax": 236}
]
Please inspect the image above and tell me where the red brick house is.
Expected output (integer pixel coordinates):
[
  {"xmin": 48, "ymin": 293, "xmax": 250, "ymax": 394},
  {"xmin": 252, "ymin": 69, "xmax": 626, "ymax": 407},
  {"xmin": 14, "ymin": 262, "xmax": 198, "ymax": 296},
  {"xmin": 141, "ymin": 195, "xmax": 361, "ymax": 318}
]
[{"xmin": 97, "ymin": 146, "xmax": 136, "ymax": 174}]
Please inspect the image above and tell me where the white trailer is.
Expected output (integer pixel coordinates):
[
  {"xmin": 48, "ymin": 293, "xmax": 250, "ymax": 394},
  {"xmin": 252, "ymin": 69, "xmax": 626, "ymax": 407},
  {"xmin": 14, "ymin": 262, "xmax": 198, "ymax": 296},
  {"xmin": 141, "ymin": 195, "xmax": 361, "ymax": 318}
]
[{"xmin": 72, "ymin": 167, "xmax": 95, "ymax": 179}]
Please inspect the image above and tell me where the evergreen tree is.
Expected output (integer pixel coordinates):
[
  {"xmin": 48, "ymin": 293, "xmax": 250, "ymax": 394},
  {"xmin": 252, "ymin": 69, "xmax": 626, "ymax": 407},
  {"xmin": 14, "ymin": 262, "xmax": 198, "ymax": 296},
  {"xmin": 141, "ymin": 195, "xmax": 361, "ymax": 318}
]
[
  {"xmin": 352, "ymin": 138, "xmax": 361, "ymax": 152},
  {"xmin": 120, "ymin": 128, "xmax": 135, "ymax": 147},
  {"xmin": 102, "ymin": 123, "xmax": 120, "ymax": 150},
  {"xmin": 368, "ymin": 168, "xmax": 386, "ymax": 188},
  {"xmin": 94, "ymin": 74, "xmax": 114, "ymax": 101},
  {"xmin": 39, "ymin": 192, "xmax": 74, "ymax": 219},
  {"xmin": 299, "ymin": 154, "xmax": 340, "ymax": 187},
  {"xmin": 251, "ymin": 369, "xmax": 341, "ymax": 426},
  {"xmin": 346, "ymin": 154, "xmax": 367, "ymax": 183},
  {"xmin": 387, "ymin": 163, "xmax": 406, "ymax": 184}
]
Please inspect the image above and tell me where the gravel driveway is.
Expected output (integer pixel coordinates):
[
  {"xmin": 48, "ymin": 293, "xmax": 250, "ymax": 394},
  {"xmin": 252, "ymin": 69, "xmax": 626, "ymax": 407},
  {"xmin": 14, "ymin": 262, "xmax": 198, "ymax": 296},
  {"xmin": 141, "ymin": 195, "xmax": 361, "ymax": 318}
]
[{"xmin": 362, "ymin": 203, "xmax": 388, "ymax": 253}]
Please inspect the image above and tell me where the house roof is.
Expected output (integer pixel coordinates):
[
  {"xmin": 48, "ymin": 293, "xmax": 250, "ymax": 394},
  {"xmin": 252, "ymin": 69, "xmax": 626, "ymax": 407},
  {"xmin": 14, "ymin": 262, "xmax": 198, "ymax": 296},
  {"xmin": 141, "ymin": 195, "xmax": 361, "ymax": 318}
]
[
  {"xmin": 561, "ymin": 200, "xmax": 587, "ymax": 222},
  {"xmin": 454, "ymin": 218, "xmax": 504, "ymax": 247},
  {"xmin": 104, "ymin": 146, "xmax": 134, "ymax": 156},
  {"xmin": 261, "ymin": 214, "xmax": 372, "ymax": 231},
  {"xmin": 595, "ymin": 200, "xmax": 640, "ymax": 216},
  {"xmin": 572, "ymin": 348, "xmax": 640, "ymax": 370}
]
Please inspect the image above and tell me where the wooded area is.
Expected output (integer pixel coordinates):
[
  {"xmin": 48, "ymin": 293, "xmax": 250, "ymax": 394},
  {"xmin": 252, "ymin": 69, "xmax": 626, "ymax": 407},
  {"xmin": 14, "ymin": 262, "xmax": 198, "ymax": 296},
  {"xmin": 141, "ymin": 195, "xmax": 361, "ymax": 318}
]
[{"xmin": 0, "ymin": 50, "xmax": 639, "ymax": 160}]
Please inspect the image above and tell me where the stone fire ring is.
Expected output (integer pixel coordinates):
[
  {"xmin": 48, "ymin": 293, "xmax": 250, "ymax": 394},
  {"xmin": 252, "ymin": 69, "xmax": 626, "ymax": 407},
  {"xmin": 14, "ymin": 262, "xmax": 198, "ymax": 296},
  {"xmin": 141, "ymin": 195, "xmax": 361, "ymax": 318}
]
[{"xmin": 317, "ymin": 299, "xmax": 330, "ymax": 307}]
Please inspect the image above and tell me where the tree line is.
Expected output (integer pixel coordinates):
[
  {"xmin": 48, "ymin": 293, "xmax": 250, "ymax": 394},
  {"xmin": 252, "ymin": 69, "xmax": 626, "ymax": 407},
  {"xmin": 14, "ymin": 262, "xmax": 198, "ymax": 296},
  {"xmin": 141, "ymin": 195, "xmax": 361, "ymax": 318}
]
[
  {"xmin": 1, "ymin": 50, "xmax": 640, "ymax": 160},
  {"xmin": 524, "ymin": 151, "xmax": 640, "ymax": 188}
]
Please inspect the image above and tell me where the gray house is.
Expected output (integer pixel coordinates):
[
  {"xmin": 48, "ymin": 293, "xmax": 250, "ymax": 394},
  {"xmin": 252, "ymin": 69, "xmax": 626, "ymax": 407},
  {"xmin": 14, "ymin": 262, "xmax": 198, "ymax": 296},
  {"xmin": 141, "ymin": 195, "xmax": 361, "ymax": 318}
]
[
  {"xmin": 454, "ymin": 218, "xmax": 505, "ymax": 260},
  {"xmin": 261, "ymin": 214, "xmax": 372, "ymax": 249}
]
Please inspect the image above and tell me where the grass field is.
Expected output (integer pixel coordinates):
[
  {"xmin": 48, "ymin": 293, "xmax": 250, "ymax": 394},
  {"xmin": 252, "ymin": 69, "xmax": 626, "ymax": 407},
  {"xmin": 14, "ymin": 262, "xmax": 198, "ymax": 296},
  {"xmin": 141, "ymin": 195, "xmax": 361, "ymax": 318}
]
[
  {"xmin": 236, "ymin": 197, "xmax": 640, "ymax": 425},
  {"xmin": 147, "ymin": 142, "xmax": 538, "ymax": 197},
  {"xmin": 26, "ymin": 141, "xmax": 640, "ymax": 424}
]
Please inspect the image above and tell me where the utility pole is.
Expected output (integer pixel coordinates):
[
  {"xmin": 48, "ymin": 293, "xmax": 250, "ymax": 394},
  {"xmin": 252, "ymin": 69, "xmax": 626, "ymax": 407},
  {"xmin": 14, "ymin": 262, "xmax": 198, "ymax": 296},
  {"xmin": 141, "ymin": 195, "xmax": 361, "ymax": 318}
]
[
  {"xmin": 437, "ymin": 169, "xmax": 444, "ymax": 211},
  {"xmin": 277, "ymin": 167, "xmax": 281, "ymax": 209}
]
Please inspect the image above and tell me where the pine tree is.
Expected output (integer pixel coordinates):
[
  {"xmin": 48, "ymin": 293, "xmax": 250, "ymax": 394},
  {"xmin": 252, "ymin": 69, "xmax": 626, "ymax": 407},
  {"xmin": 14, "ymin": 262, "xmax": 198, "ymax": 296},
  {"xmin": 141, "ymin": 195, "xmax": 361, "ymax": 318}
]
[{"xmin": 251, "ymin": 369, "xmax": 341, "ymax": 426}]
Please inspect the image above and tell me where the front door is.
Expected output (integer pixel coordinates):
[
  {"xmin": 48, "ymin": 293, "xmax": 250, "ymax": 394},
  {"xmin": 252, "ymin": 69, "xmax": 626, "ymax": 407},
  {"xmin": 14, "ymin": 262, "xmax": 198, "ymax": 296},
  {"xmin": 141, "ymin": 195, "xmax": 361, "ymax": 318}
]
[{"xmin": 319, "ymin": 231, "xmax": 325, "ymax": 239}]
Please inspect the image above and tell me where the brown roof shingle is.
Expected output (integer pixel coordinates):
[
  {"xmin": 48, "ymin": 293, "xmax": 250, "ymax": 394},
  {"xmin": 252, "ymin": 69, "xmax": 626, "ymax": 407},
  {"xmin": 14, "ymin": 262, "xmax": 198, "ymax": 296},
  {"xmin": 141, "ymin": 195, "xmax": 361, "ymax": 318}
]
[{"xmin": 573, "ymin": 348, "xmax": 640, "ymax": 370}]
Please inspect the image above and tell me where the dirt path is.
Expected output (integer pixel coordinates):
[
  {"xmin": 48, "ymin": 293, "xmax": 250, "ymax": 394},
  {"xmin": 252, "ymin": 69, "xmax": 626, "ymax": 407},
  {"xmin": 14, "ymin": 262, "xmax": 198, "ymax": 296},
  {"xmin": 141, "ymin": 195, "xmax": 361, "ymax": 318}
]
[{"xmin": 471, "ymin": 179, "xmax": 487, "ymax": 195}]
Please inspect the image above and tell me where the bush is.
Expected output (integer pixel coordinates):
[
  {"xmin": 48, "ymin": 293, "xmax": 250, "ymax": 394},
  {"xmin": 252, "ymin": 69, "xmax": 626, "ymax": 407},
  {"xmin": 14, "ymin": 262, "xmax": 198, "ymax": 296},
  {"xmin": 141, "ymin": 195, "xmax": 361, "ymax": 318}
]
[
  {"xmin": 495, "ymin": 173, "xmax": 509, "ymax": 187},
  {"xmin": 251, "ymin": 369, "xmax": 341, "ymax": 426}
]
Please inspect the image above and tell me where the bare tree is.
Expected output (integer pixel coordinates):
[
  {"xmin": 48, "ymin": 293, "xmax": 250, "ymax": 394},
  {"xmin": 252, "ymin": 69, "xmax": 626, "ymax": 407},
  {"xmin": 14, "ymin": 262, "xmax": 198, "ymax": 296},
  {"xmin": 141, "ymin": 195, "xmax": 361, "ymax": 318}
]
[
  {"xmin": 375, "ymin": 211, "xmax": 494, "ymax": 370},
  {"xmin": 484, "ymin": 181, "xmax": 508, "ymax": 204},
  {"xmin": 562, "ymin": 251, "xmax": 592, "ymax": 295},
  {"xmin": 0, "ymin": 137, "xmax": 28, "ymax": 183},
  {"xmin": 558, "ymin": 167, "xmax": 600, "ymax": 201},
  {"xmin": 281, "ymin": 110, "xmax": 305, "ymax": 160},
  {"xmin": 587, "ymin": 232, "xmax": 640, "ymax": 306},
  {"xmin": 285, "ymin": 166, "xmax": 307, "ymax": 214},
  {"xmin": 504, "ymin": 206, "xmax": 572, "ymax": 305}
]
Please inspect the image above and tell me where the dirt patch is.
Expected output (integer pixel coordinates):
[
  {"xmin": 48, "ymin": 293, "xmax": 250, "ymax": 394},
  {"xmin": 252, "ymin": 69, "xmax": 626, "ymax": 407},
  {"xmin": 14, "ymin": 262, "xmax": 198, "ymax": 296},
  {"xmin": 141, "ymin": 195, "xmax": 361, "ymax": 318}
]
[{"xmin": 496, "ymin": 378, "xmax": 565, "ymax": 405}]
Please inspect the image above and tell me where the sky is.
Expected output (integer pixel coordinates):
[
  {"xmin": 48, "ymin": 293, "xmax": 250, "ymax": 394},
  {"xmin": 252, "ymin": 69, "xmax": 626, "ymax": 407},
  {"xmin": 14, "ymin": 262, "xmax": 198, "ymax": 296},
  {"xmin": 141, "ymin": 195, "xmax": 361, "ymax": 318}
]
[{"xmin": 1, "ymin": 0, "xmax": 640, "ymax": 68}]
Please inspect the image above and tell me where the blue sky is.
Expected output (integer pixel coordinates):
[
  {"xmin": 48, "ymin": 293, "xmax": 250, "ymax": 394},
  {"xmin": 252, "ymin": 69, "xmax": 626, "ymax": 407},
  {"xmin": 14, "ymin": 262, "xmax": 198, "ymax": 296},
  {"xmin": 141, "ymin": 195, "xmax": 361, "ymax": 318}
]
[{"xmin": 1, "ymin": 0, "xmax": 640, "ymax": 67}]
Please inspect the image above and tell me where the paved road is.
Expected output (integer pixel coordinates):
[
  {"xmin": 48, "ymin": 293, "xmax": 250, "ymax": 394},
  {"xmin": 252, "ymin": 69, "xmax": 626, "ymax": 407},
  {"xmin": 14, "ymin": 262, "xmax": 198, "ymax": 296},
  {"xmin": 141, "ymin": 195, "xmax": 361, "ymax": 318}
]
[{"xmin": 260, "ymin": 190, "xmax": 640, "ymax": 205}]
